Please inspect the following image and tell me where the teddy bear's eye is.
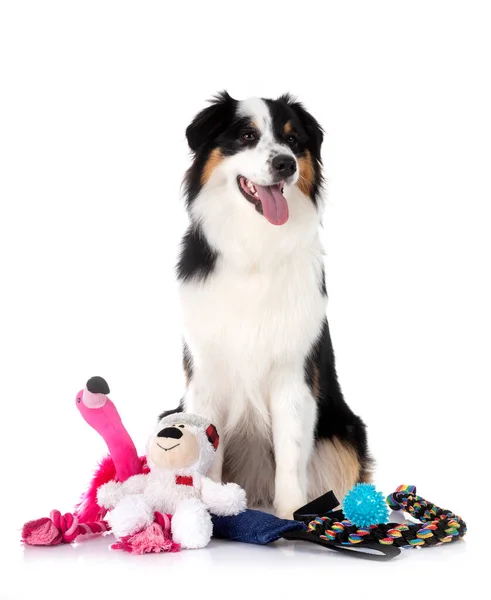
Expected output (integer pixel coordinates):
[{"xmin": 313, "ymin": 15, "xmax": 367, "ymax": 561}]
[{"xmin": 178, "ymin": 425, "xmax": 185, "ymax": 428}]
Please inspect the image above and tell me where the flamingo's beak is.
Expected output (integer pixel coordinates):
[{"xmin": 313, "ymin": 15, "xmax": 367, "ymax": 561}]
[{"xmin": 77, "ymin": 376, "xmax": 110, "ymax": 408}]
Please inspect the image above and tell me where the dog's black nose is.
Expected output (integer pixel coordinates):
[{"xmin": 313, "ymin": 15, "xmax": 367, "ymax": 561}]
[
  {"xmin": 157, "ymin": 427, "xmax": 183, "ymax": 439},
  {"xmin": 272, "ymin": 154, "xmax": 297, "ymax": 177}
]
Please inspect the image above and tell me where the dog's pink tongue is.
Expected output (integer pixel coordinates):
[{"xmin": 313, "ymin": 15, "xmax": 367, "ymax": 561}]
[{"xmin": 255, "ymin": 184, "xmax": 289, "ymax": 226}]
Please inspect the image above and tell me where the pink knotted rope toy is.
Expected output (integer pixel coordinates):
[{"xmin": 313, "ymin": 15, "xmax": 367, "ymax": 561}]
[
  {"xmin": 22, "ymin": 510, "xmax": 108, "ymax": 546},
  {"xmin": 111, "ymin": 512, "xmax": 179, "ymax": 554}
]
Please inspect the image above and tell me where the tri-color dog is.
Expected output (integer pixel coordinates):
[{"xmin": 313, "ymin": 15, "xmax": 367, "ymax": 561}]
[{"xmin": 162, "ymin": 92, "xmax": 372, "ymax": 519}]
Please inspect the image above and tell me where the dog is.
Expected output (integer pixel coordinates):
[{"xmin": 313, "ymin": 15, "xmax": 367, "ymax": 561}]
[{"xmin": 161, "ymin": 92, "xmax": 372, "ymax": 519}]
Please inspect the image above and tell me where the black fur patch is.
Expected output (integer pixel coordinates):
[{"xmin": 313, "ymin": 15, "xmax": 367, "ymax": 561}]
[
  {"xmin": 157, "ymin": 347, "xmax": 193, "ymax": 422},
  {"xmin": 185, "ymin": 91, "xmax": 238, "ymax": 153},
  {"xmin": 176, "ymin": 224, "xmax": 218, "ymax": 283},
  {"xmin": 183, "ymin": 342, "xmax": 193, "ymax": 382},
  {"xmin": 305, "ymin": 320, "xmax": 372, "ymax": 480},
  {"xmin": 319, "ymin": 268, "xmax": 327, "ymax": 296},
  {"xmin": 158, "ymin": 400, "xmax": 184, "ymax": 422}
]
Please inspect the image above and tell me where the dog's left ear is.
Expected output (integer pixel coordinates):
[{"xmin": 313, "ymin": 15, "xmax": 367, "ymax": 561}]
[
  {"xmin": 282, "ymin": 95, "xmax": 324, "ymax": 162},
  {"xmin": 186, "ymin": 91, "xmax": 237, "ymax": 153}
]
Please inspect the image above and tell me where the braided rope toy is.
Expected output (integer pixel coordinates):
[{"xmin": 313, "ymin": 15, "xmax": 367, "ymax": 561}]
[{"xmin": 304, "ymin": 484, "xmax": 466, "ymax": 550}]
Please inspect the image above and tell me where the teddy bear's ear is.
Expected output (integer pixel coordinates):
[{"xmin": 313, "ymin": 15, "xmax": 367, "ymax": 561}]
[{"xmin": 206, "ymin": 424, "xmax": 219, "ymax": 450}]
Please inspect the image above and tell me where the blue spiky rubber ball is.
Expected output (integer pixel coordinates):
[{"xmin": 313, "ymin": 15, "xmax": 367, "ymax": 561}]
[{"xmin": 342, "ymin": 483, "xmax": 389, "ymax": 527}]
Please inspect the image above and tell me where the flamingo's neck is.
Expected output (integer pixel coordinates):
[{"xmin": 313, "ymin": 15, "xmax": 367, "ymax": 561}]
[{"xmin": 78, "ymin": 395, "xmax": 142, "ymax": 481}]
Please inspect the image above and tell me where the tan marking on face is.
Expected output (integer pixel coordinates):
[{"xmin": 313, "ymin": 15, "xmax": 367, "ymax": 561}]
[
  {"xmin": 297, "ymin": 150, "xmax": 315, "ymax": 196},
  {"xmin": 283, "ymin": 121, "xmax": 293, "ymax": 135},
  {"xmin": 201, "ymin": 148, "xmax": 223, "ymax": 185}
]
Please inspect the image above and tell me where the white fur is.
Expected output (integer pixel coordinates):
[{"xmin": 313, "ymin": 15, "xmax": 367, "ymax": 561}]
[
  {"xmin": 201, "ymin": 478, "xmax": 247, "ymax": 517},
  {"xmin": 181, "ymin": 99, "xmax": 327, "ymax": 519},
  {"xmin": 105, "ymin": 494, "xmax": 154, "ymax": 538},
  {"xmin": 171, "ymin": 498, "xmax": 213, "ymax": 549},
  {"xmin": 97, "ymin": 474, "xmax": 148, "ymax": 509}
]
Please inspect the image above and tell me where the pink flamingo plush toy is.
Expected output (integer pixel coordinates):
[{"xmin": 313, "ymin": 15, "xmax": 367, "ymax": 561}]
[{"xmin": 22, "ymin": 377, "xmax": 178, "ymax": 553}]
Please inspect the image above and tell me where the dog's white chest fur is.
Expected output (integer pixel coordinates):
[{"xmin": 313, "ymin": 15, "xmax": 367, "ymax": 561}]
[{"xmin": 180, "ymin": 246, "xmax": 326, "ymax": 420}]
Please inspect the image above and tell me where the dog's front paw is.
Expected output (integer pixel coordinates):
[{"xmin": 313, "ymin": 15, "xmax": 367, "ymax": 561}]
[
  {"xmin": 274, "ymin": 489, "xmax": 306, "ymax": 521},
  {"xmin": 275, "ymin": 506, "xmax": 298, "ymax": 520}
]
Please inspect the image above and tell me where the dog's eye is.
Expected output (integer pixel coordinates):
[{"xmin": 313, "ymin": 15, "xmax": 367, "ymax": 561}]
[
  {"xmin": 178, "ymin": 424, "xmax": 185, "ymax": 428},
  {"xmin": 241, "ymin": 131, "xmax": 257, "ymax": 143},
  {"xmin": 286, "ymin": 134, "xmax": 299, "ymax": 148}
]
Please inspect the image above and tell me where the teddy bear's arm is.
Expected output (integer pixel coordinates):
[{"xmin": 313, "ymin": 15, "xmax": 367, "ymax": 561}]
[
  {"xmin": 97, "ymin": 473, "xmax": 149, "ymax": 509},
  {"xmin": 200, "ymin": 477, "xmax": 247, "ymax": 516}
]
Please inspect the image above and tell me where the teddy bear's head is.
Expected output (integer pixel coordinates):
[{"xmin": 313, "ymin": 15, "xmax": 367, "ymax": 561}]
[{"xmin": 147, "ymin": 413, "xmax": 219, "ymax": 474}]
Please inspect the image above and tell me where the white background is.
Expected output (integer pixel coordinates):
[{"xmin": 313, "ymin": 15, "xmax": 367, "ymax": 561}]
[{"xmin": 1, "ymin": 1, "xmax": 489, "ymax": 598}]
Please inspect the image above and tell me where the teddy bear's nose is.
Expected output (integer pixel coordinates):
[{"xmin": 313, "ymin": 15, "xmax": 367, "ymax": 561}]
[{"xmin": 157, "ymin": 427, "xmax": 183, "ymax": 439}]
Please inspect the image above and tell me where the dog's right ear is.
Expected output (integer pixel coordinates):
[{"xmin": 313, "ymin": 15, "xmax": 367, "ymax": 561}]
[{"xmin": 186, "ymin": 91, "xmax": 237, "ymax": 152}]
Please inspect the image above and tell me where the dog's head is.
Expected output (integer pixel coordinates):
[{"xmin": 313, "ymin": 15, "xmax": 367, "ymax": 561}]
[{"xmin": 184, "ymin": 92, "xmax": 324, "ymax": 227}]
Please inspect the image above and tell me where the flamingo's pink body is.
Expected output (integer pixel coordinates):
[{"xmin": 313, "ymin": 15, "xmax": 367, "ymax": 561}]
[{"xmin": 74, "ymin": 454, "xmax": 149, "ymax": 523}]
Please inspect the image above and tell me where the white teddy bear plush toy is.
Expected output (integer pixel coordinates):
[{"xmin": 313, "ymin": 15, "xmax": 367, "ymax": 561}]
[{"xmin": 97, "ymin": 413, "xmax": 247, "ymax": 549}]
